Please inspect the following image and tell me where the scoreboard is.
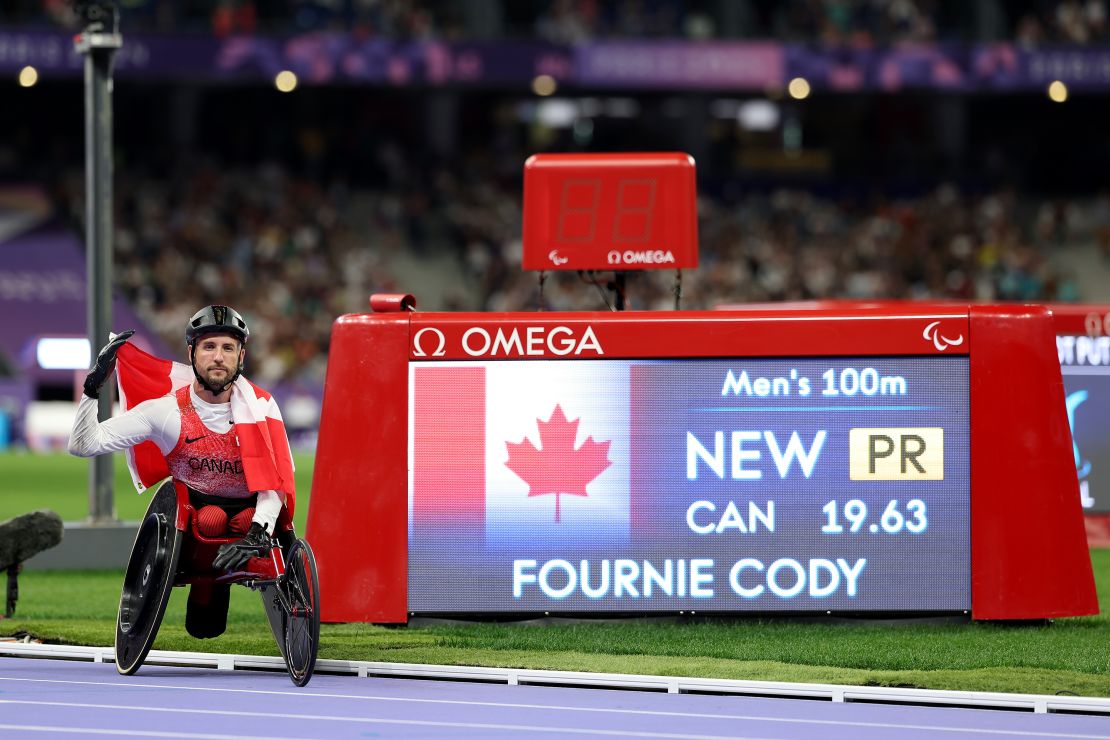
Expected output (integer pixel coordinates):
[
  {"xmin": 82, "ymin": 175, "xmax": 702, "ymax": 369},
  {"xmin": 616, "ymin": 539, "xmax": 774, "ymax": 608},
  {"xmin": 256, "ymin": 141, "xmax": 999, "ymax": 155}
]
[
  {"xmin": 521, "ymin": 152, "xmax": 698, "ymax": 271},
  {"xmin": 409, "ymin": 356, "xmax": 968, "ymax": 612},
  {"xmin": 717, "ymin": 300, "xmax": 1110, "ymax": 515},
  {"xmin": 1052, "ymin": 304, "xmax": 1110, "ymax": 515},
  {"xmin": 307, "ymin": 301, "xmax": 1098, "ymax": 622}
]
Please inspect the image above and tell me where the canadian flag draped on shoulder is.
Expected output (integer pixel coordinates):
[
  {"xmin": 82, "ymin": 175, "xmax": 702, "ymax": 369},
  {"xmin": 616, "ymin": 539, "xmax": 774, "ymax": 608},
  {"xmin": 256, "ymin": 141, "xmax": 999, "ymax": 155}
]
[{"xmin": 114, "ymin": 342, "xmax": 296, "ymax": 504}]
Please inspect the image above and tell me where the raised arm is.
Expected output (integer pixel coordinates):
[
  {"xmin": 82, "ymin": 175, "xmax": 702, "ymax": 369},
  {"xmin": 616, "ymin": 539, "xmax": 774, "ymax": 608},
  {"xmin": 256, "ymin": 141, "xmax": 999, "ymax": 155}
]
[{"xmin": 68, "ymin": 394, "xmax": 161, "ymax": 457}]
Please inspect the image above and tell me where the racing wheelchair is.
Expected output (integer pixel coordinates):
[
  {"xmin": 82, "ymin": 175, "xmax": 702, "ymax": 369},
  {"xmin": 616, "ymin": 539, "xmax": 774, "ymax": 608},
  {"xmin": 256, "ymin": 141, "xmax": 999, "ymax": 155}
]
[{"xmin": 115, "ymin": 480, "xmax": 320, "ymax": 686}]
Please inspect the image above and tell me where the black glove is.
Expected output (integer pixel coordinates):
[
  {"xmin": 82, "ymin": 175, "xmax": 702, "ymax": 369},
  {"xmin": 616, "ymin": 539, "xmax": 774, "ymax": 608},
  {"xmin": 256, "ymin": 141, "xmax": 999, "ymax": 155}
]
[
  {"xmin": 212, "ymin": 522, "xmax": 272, "ymax": 571},
  {"xmin": 83, "ymin": 330, "xmax": 135, "ymax": 399}
]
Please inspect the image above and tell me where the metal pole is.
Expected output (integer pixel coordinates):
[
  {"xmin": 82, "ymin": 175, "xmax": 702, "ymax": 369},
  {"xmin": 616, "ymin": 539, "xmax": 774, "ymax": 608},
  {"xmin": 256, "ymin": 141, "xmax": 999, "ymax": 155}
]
[
  {"xmin": 75, "ymin": 2, "xmax": 122, "ymax": 524},
  {"xmin": 612, "ymin": 272, "xmax": 626, "ymax": 311}
]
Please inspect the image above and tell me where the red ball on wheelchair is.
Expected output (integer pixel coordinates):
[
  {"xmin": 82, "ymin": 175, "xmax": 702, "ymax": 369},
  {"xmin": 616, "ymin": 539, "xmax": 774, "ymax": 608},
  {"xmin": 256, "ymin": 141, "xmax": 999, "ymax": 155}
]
[
  {"xmin": 229, "ymin": 507, "xmax": 255, "ymax": 534},
  {"xmin": 195, "ymin": 505, "xmax": 228, "ymax": 537}
]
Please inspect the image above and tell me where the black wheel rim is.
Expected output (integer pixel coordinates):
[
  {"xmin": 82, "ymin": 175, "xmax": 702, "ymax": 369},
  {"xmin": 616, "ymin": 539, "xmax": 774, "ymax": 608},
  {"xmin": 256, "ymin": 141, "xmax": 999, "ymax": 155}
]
[
  {"xmin": 116, "ymin": 505, "xmax": 180, "ymax": 675},
  {"xmin": 282, "ymin": 540, "xmax": 320, "ymax": 687},
  {"xmin": 119, "ymin": 514, "xmax": 167, "ymax": 635}
]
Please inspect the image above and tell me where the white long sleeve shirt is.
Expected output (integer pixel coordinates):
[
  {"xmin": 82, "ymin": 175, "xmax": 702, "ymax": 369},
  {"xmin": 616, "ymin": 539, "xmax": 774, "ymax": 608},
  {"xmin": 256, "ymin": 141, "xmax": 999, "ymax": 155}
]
[{"xmin": 69, "ymin": 386, "xmax": 285, "ymax": 531}]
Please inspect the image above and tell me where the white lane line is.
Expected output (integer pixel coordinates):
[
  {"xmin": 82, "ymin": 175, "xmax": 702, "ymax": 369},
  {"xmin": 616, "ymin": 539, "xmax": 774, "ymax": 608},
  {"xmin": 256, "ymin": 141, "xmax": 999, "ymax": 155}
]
[
  {"xmin": 0, "ymin": 702, "xmax": 775, "ymax": 740},
  {"xmin": 0, "ymin": 698, "xmax": 1106, "ymax": 740},
  {"xmin": 0, "ymin": 725, "xmax": 294, "ymax": 740}
]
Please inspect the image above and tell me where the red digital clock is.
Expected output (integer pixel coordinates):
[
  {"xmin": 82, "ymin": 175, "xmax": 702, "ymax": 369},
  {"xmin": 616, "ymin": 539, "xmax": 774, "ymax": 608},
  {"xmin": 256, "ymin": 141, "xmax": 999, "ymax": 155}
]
[{"xmin": 522, "ymin": 152, "xmax": 699, "ymax": 271}]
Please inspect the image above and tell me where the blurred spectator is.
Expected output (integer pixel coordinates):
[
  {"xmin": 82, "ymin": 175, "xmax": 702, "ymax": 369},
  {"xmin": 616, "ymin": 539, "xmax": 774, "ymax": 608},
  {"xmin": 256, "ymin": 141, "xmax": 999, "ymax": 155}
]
[
  {"xmin": 536, "ymin": 0, "xmax": 599, "ymax": 44},
  {"xmin": 1013, "ymin": 0, "xmax": 1110, "ymax": 45},
  {"xmin": 1015, "ymin": 13, "xmax": 1047, "ymax": 46},
  {"xmin": 0, "ymin": 0, "xmax": 442, "ymax": 37}
]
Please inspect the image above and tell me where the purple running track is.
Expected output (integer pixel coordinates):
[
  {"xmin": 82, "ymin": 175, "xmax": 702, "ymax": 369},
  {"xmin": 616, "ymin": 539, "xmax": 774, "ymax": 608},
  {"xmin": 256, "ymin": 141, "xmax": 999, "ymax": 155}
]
[{"xmin": 0, "ymin": 657, "xmax": 1108, "ymax": 739}]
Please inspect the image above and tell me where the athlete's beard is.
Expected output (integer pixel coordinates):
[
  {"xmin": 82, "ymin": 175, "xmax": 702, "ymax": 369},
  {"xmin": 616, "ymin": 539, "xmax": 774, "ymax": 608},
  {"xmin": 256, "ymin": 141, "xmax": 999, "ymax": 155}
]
[
  {"xmin": 198, "ymin": 363, "xmax": 234, "ymax": 392},
  {"xmin": 189, "ymin": 343, "xmax": 243, "ymax": 395}
]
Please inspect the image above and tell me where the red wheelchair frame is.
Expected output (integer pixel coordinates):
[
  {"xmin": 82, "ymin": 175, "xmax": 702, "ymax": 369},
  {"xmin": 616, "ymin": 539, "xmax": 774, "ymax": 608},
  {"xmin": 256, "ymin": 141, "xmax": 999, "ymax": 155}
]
[{"xmin": 116, "ymin": 480, "xmax": 320, "ymax": 686}]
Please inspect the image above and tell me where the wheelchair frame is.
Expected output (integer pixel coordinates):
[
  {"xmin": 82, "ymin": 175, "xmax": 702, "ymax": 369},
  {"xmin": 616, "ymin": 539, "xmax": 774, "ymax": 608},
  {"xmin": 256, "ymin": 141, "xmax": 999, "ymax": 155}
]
[{"xmin": 115, "ymin": 480, "xmax": 320, "ymax": 686}]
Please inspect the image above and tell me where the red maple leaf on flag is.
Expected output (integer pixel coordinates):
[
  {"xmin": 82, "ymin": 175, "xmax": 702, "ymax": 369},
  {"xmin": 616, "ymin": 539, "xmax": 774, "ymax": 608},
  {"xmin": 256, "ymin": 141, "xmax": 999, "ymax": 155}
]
[{"xmin": 504, "ymin": 404, "xmax": 612, "ymax": 523}]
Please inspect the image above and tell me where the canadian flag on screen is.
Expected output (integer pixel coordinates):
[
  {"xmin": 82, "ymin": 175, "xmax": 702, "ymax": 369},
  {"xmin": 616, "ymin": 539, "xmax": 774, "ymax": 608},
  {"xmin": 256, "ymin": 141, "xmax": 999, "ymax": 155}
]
[
  {"xmin": 114, "ymin": 342, "xmax": 296, "ymax": 502},
  {"xmin": 410, "ymin": 363, "xmax": 630, "ymax": 546}
]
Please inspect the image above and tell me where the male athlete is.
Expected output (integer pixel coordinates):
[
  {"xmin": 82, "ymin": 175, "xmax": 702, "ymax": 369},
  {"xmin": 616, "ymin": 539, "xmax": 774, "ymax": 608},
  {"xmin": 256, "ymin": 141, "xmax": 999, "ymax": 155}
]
[{"xmin": 69, "ymin": 305, "xmax": 293, "ymax": 637}]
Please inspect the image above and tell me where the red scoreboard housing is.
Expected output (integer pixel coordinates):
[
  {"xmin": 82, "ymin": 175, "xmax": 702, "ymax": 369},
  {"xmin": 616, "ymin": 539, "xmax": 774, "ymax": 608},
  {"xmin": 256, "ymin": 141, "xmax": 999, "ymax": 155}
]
[
  {"xmin": 307, "ymin": 299, "xmax": 1098, "ymax": 624},
  {"xmin": 522, "ymin": 152, "xmax": 698, "ymax": 271}
]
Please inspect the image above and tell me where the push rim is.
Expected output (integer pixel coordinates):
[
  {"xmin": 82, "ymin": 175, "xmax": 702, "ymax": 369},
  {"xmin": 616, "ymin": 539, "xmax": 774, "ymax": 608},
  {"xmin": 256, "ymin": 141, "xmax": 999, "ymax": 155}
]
[{"xmin": 116, "ymin": 511, "xmax": 178, "ymax": 675}]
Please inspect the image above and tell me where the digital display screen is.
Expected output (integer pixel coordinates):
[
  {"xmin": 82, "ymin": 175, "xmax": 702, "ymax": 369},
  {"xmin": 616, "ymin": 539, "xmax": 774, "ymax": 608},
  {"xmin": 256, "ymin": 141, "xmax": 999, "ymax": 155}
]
[
  {"xmin": 1058, "ymin": 334, "xmax": 1110, "ymax": 514},
  {"xmin": 408, "ymin": 357, "xmax": 970, "ymax": 613},
  {"xmin": 521, "ymin": 153, "xmax": 698, "ymax": 271}
]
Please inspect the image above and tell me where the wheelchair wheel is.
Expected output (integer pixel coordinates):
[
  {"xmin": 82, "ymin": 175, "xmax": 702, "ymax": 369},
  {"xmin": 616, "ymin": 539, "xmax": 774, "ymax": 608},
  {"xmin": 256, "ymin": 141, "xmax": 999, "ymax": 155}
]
[
  {"xmin": 115, "ymin": 510, "xmax": 181, "ymax": 675},
  {"xmin": 281, "ymin": 539, "xmax": 320, "ymax": 687}
]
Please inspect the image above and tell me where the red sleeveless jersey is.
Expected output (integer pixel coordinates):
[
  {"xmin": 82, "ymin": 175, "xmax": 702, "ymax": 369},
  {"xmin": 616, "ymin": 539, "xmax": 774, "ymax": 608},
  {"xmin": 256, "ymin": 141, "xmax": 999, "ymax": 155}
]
[{"xmin": 165, "ymin": 386, "xmax": 251, "ymax": 498}]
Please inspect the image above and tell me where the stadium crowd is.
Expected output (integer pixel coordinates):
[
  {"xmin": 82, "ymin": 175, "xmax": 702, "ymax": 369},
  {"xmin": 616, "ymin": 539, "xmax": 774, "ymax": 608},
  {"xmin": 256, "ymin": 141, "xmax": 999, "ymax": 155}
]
[
  {"xmin": 4, "ymin": 0, "xmax": 1107, "ymax": 389},
  {"xmin": 5, "ymin": 0, "xmax": 1109, "ymax": 45},
  {"xmin": 49, "ymin": 152, "xmax": 1096, "ymax": 388}
]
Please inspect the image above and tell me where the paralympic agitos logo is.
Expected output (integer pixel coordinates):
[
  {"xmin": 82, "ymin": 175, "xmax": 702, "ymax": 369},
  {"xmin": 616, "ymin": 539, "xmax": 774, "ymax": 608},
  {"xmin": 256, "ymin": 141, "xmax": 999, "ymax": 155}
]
[{"xmin": 922, "ymin": 321, "xmax": 965, "ymax": 352}]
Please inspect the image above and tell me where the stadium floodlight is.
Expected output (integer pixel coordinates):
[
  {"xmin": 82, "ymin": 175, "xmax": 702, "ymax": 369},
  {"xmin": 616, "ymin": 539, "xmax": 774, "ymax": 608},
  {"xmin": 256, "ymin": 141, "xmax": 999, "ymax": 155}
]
[
  {"xmin": 532, "ymin": 75, "xmax": 557, "ymax": 97},
  {"xmin": 36, "ymin": 338, "xmax": 92, "ymax": 370},
  {"xmin": 275, "ymin": 70, "xmax": 298, "ymax": 93},
  {"xmin": 788, "ymin": 77, "xmax": 811, "ymax": 100},
  {"xmin": 1048, "ymin": 80, "xmax": 1068, "ymax": 103},
  {"xmin": 737, "ymin": 100, "xmax": 780, "ymax": 132},
  {"xmin": 18, "ymin": 66, "xmax": 38, "ymax": 88},
  {"xmin": 536, "ymin": 98, "xmax": 577, "ymax": 128}
]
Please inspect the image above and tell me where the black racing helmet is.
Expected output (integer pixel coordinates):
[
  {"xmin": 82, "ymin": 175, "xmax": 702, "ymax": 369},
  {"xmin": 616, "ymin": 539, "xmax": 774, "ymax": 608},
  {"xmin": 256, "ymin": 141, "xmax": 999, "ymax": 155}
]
[{"xmin": 185, "ymin": 305, "xmax": 250, "ymax": 347}]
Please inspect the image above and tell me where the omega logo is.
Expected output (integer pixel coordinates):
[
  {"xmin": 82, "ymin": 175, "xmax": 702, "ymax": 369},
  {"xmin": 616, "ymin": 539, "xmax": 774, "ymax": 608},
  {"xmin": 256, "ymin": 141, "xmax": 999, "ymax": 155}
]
[
  {"xmin": 607, "ymin": 249, "xmax": 676, "ymax": 265},
  {"xmin": 461, "ymin": 326, "xmax": 603, "ymax": 357},
  {"xmin": 413, "ymin": 327, "xmax": 446, "ymax": 357},
  {"xmin": 413, "ymin": 325, "xmax": 604, "ymax": 358}
]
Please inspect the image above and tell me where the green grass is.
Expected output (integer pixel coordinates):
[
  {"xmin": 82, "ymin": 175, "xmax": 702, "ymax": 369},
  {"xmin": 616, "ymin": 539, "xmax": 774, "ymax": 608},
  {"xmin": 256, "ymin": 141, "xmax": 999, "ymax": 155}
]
[
  {"xmin": 0, "ymin": 450, "xmax": 315, "ymax": 533},
  {"xmin": 2, "ymin": 453, "xmax": 1109, "ymax": 697},
  {"xmin": 4, "ymin": 554, "xmax": 1109, "ymax": 696}
]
